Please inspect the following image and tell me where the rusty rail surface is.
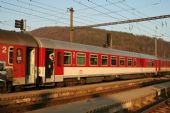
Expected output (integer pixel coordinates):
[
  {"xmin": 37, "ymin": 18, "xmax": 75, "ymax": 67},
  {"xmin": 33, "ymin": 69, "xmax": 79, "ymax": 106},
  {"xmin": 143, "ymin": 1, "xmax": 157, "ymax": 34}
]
[{"xmin": 142, "ymin": 98, "xmax": 170, "ymax": 113}]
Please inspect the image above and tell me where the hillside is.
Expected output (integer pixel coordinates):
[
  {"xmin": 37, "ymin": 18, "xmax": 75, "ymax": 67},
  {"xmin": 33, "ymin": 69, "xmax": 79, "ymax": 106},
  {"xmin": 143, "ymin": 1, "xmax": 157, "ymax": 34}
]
[{"xmin": 30, "ymin": 26, "xmax": 170, "ymax": 58}]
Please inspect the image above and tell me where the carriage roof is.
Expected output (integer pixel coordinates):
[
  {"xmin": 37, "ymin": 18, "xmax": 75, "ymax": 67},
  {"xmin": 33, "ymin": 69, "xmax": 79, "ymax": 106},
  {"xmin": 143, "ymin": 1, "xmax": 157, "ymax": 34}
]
[
  {"xmin": 0, "ymin": 30, "xmax": 38, "ymax": 47},
  {"xmin": 35, "ymin": 37, "xmax": 157, "ymax": 59},
  {"xmin": 0, "ymin": 30, "xmax": 158, "ymax": 60}
]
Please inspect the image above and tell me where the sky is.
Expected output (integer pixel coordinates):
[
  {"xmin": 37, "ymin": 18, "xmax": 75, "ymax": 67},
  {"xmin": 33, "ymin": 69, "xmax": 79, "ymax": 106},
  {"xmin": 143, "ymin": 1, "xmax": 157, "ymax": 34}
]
[{"xmin": 0, "ymin": 0, "xmax": 170, "ymax": 41}]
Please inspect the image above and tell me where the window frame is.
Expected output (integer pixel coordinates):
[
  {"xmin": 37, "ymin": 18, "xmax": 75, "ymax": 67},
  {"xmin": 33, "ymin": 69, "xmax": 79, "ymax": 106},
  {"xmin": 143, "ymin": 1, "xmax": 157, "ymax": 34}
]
[
  {"xmin": 16, "ymin": 48, "xmax": 23, "ymax": 64},
  {"xmin": 128, "ymin": 58, "xmax": 133, "ymax": 67},
  {"xmin": 90, "ymin": 54, "xmax": 98, "ymax": 66},
  {"xmin": 8, "ymin": 46, "xmax": 14, "ymax": 65},
  {"xmin": 134, "ymin": 58, "xmax": 137, "ymax": 67},
  {"xmin": 101, "ymin": 55, "xmax": 108, "ymax": 66},
  {"xmin": 76, "ymin": 52, "xmax": 86, "ymax": 66},
  {"xmin": 111, "ymin": 56, "xmax": 117, "ymax": 66},
  {"xmin": 152, "ymin": 60, "xmax": 154, "ymax": 67},
  {"xmin": 64, "ymin": 51, "xmax": 72, "ymax": 66},
  {"xmin": 120, "ymin": 57, "xmax": 125, "ymax": 67},
  {"xmin": 147, "ymin": 60, "xmax": 150, "ymax": 67}
]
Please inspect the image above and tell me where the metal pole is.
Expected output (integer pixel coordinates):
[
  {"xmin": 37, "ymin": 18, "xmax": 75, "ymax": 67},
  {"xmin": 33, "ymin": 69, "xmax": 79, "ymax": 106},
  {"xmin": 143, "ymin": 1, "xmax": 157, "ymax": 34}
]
[
  {"xmin": 106, "ymin": 33, "xmax": 112, "ymax": 48},
  {"xmin": 155, "ymin": 38, "xmax": 157, "ymax": 57},
  {"xmin": 69, "ymin": 8, "xmax": 74, "ymax": 42}
]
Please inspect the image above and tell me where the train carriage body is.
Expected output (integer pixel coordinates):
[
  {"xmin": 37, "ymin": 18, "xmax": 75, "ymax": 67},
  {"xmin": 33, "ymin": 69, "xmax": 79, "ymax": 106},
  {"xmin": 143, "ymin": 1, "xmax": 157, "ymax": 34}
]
[
  {"xmin": 0, "ymin": 31, "xmax": 38, "ymax": 86},
  {"xmin": 35, "ymin": 37, "xmax": 164, "ymax": 83},
  {"xmin": 0, "ymin": 30, "xmax": 170, "ymax": 91}
]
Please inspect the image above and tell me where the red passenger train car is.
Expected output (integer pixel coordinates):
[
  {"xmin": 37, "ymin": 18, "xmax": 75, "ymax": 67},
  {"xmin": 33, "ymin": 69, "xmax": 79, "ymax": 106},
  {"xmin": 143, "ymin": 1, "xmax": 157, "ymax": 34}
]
[{"xmin": 0, "ymin": 30, "xmax": 170, "ymax": 92}]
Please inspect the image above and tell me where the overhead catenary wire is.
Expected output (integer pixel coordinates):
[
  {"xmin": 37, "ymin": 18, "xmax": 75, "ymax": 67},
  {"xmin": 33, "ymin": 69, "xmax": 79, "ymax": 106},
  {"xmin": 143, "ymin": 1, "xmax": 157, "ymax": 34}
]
[
  {"xmin": 78, "ymin": 14, "xmax": 170, "ymax": 28},
  {"xmin": 73, "ymin": 0, "xmax": 119, "ymax": 20},
  {"xmin": 81, "ymin": 0, "xmax": 169, "ymax": 38},
  {"xmin": 0, "ymin": 5, "xmax": 68, "ymax": 25},
  {"xmin": 77, "ymin": 0, "xmax": 125, "ymax": 12},
  {"xmin": 73, "ymin": 0, "xmax": 125, "ymax": 31},
  {"xmin": 120, "ymin": 2, "xmax": 169, "ymax": 37},
  {"xmin": 16, "ymin": 0, "xmax": 86, "ymax": 25},
  {"xmin": 77, "ymin": 0, "xmax": 154, "ymax": 36},
  {"xmin": 1, "ymin": 1, "xmax": 69, "ymax": 25}
]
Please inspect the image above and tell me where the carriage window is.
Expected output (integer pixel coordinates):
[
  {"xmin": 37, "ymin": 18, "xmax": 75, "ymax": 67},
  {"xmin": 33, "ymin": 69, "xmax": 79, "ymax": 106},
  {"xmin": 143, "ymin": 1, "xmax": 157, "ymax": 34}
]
[
  {"xmin": 8, "ymin": 47, "xmax": 14, "ymax": 64},
  {"xmin": 90, "ymin": 54, "xmax": 98, "ymax": 66},
  {"xmin": 152, "ymin": 61, "xmax": 154, "ymax": 67},
  {"xmin": 134, "ymin": 58, "xmax": 137, "ymax": 66},
  {"xmin": 102, "ymin": 55, "xmax": 108, "ymax": 66},
  {"xmin": 111, "ymin": 56, "xmax": 117, "ymax": 66},
  {"xmin": 120, "ymin": 57, "xmax": 125, "ymax": 66},
  {"xmin": 148, "ymin": 60, "xmax": 151, "ymax": 67},
  {"xmin": 77, "ymin": 53, "xmax": 86, "ymax": 66},
  {"xmin": 128, "ymin": 58, "xmax": 132, "ymax": 66},
  {"xmin": 64, "ymin": 52, "xmax": 72, "ymax": 65},
  {"xmin": 16, "ymin": 48, "xmax": 22, "ymax": 64}
]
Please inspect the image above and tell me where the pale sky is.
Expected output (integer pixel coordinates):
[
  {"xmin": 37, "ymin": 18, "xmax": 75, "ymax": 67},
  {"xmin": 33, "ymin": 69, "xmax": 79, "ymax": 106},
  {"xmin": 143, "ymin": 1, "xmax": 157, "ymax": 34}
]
[{"xmin": 0, "ymin": 0, "xmax": 170, "ymax": 41}]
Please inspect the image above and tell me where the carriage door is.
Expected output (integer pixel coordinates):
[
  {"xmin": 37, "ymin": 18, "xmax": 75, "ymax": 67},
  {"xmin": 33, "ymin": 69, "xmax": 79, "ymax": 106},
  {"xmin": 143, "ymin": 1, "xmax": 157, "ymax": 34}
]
[
  {"xmin": 45, "ymin": 49, "xmax": 55, "ymax": 82},
  {"xmin": 25, "ymin": 47, "xmax": 36, "ymax": 84},
  {"xmin": 13, "ymin": 46, "xmax": 26, "ymax": 84},
  {"xmin": 55, "ymin": 50, "xmax": 64, "ymax": 75}
]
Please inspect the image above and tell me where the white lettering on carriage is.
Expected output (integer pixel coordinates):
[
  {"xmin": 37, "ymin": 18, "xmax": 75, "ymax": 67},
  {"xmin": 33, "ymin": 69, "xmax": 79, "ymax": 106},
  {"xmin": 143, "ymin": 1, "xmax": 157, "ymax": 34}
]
[{"xmin": 2, "ymin": 46, "xmax": 7, "ymax": 53}]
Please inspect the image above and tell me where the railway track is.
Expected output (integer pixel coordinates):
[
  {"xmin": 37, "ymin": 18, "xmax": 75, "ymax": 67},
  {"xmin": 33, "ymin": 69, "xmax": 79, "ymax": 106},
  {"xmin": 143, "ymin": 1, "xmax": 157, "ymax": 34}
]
[
  {"xmin": 0, "ymin": 77, "xmax": 169, "ymax": 113},
  {"xmin": 142, "ymin": 98, "xmax": 170, "ymax": 113}
]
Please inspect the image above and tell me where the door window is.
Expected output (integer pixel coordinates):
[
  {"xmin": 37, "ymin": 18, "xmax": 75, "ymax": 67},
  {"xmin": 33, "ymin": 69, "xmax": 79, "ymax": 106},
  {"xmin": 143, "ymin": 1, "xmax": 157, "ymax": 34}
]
[
  {"xmin": 8, "ymin": 47, "xmax": 14, "ymax": 65},
  {"xmin": 57, "ymin": 52, "xmax": 62, "ymax": 67},
  {"xmin": 16, "ymin": 48, "xmax": 22, "ymax": 64}
]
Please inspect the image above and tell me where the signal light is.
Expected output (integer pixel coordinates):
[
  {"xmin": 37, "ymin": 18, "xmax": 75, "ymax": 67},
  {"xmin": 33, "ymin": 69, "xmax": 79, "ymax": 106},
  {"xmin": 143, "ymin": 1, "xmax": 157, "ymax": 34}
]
[{"xmin": 15, "ymin": 19, "xmax": 26, "ymax": 31}]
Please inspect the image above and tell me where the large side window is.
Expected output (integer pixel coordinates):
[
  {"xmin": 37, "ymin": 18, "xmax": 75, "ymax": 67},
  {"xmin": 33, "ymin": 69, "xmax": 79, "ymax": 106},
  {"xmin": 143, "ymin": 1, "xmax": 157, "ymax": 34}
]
[
  {"xmin": 16, "ymin": 48, "xmax": 22, "ymax": 64},
  {"xmin": 120, "ymin": 57, "xmax": 125, "ymax": 66},
  {"xmin": 90, "ymin": 54, "xmax": 98, "ymax": 66},
  {"xmin": 8, "ymin": 47, "xmax": 14, "ymax": 65},
  {"xmin": 76, "ymin": 53, "xmax": 86, "ymax": 66},
  {"xmin": 64, "ymin": 52, "xmax": 72, "ymax": 65},
  {"xmin": 128, "ymin": 58, "xmax": 132, "ymax": 66},
  {"xmin": 134, "ymin": 58, "xmax": 137, "ymax": 66},
  {"xmin": 148, "ymin": 60, "xmax": 151, "ymax": 67},
  {"xmin": 101, "ymin": 55, "xmax": 108, "ymax": 66},
  {"xmin": 151, "ymin": 60, "xmax": 154, "ymax": 67},
  {"xmin": 111, "ymin": 56, "xmax": 117, "ymax": 66}
]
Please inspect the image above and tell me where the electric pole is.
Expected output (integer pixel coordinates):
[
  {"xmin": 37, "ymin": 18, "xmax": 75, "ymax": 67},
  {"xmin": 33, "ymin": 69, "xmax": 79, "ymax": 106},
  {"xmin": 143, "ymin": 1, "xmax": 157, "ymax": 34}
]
[
  {"xmin": 155, "ymin": 38, "xmax": 157, "ymax": 57},
  {"xmin": 106, "ymin": 33, "xmax": 112, "ymax": 48},
  {"xmin": 69, "ymin": 8, "xmax": 74, "ymax": 42}
]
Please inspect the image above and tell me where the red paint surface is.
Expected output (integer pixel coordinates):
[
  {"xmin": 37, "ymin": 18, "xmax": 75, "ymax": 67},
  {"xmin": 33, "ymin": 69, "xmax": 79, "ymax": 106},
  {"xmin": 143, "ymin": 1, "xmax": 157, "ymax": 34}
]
[
  {"xmin": 0, "ymin": 43, "xmax": 13, "ymax": 66},
  {"xmin": 13, "ymin": 45, "xmax": 26, "ymax": 78},
  {"xmin": 38, "ymin": 48, "xmax": 45, "ymax": 67},
  {"xmin": 55, "ymin": 49, "xmax": 64, "ymax": 75}
]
